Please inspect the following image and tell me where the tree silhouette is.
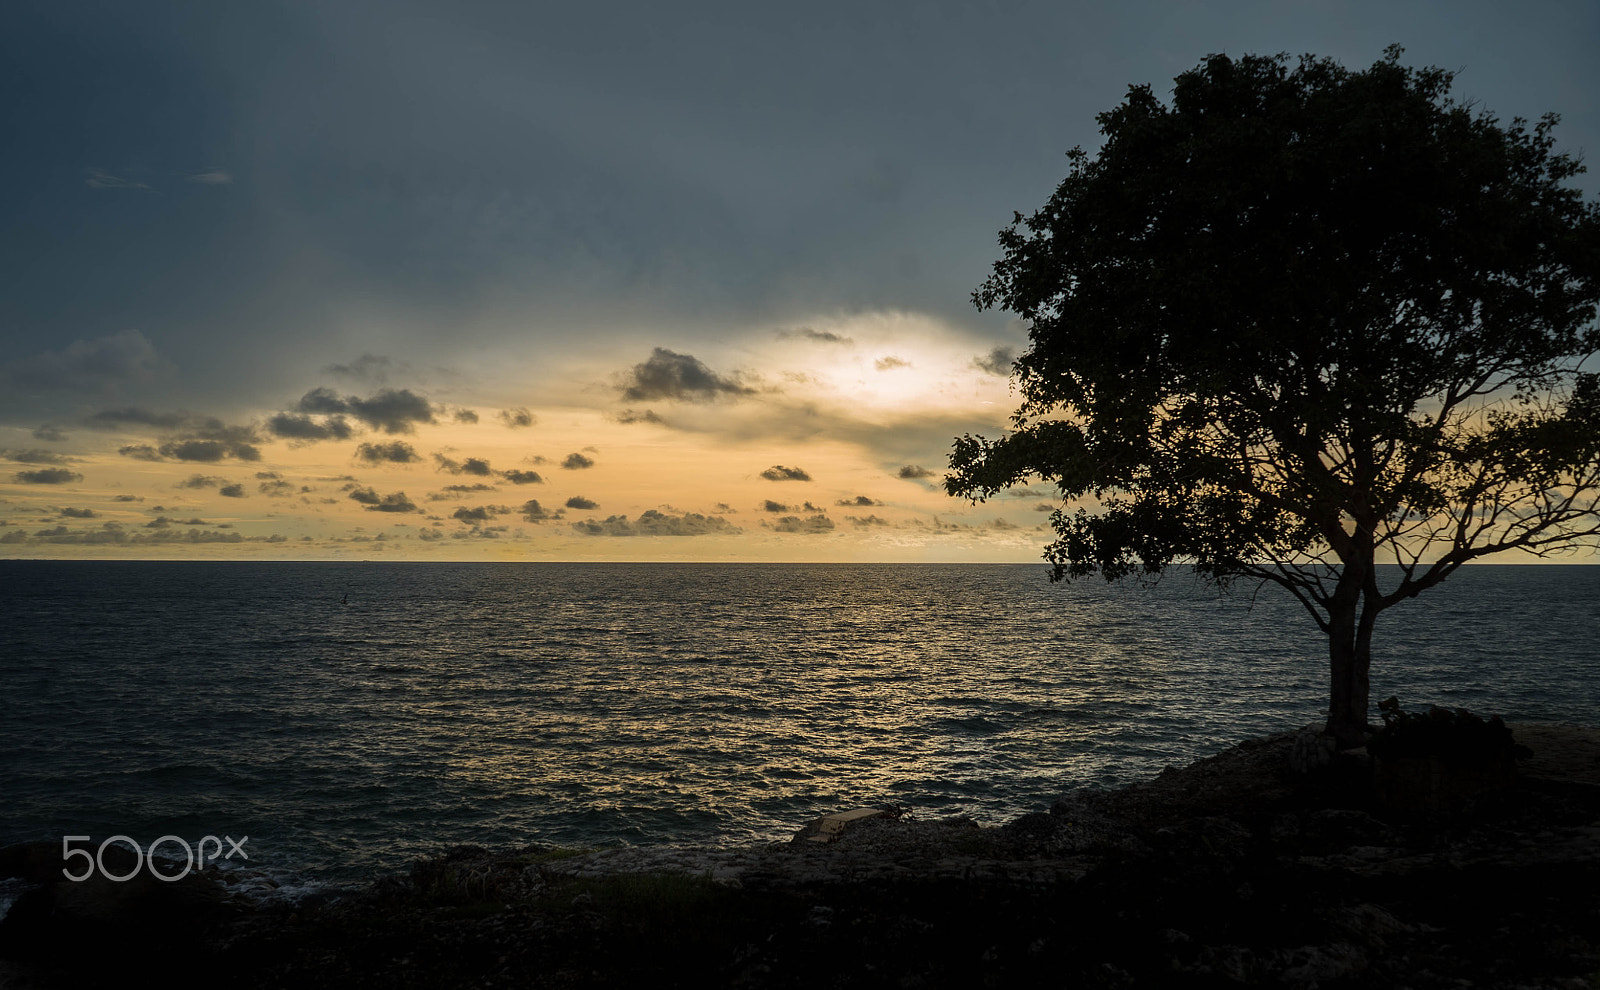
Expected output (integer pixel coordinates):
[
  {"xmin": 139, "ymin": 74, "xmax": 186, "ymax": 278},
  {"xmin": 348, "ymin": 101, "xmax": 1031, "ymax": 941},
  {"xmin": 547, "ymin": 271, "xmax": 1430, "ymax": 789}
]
[{"xmin": 948, "ymin": 48, "xmax": 1600, "ymax": 746}]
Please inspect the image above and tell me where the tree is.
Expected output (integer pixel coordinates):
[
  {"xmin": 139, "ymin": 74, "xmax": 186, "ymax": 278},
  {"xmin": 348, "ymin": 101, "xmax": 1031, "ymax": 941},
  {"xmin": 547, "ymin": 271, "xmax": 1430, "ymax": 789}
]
[{"xmin": 948, "ymin": 47, "xmax": 1600, "ymax": 746}]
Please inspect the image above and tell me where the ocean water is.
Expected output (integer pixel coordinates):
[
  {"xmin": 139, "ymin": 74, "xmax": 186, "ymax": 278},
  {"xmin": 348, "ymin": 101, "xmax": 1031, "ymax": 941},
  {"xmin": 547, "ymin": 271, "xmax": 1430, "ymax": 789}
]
[{"xmin": 1, "ymin": 561, "xmax": 1596, "ymax": 894}]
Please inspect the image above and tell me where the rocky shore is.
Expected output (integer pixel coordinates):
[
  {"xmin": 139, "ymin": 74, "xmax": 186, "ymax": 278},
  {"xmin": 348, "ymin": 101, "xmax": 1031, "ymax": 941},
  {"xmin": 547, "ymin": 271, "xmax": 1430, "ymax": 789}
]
[{"xmin": 3, "ymin": 722, "xmax": 1597, "ymax": 988}]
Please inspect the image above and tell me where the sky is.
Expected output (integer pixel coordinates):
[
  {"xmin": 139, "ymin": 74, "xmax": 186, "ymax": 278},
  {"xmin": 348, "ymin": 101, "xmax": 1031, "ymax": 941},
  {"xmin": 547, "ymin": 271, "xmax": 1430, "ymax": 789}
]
[{"xmin": 3, "ymin": 0, "xmax": 1597, "ymax": 561}]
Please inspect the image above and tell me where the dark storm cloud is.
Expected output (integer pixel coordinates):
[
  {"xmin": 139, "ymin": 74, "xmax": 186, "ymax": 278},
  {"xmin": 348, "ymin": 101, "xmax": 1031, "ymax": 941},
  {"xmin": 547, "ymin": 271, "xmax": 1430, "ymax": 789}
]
[
  {"xmin": 1, "ymin": 449, "xmax": 74, "ymax": 464},
  {"xmin": 974, "ymin": 347, "xmax": 1014, "ymax": 376},
  {"xmin": 434, "ymin": 453, "xmax": 494, "ymax": 475},
  {"xmin": 897, "ymin": 465, "xmax": 934, "ymax": 479},
  {"xmin": 760, "ymin": 500, "xmax": 789, "ymax": 513},
  {"xmin": 0, "ymin": 330, "xmax": 171, "ymax": 393},
  {"xmin": 771, "ymin": 514, "xmax": 834, "ymax": 534},
  {"xmin": 836, "ymin": 495, "xmax": 880, "ymax": 506},
  {"xmin": 760, "ymin": 465, "xmax": 811, "ymax": 482},
  {"xmin": 268, "ymin": 412, "xmax": 354, "ymax": 441},
  {"xmin": 14, "ymin": 468, "xmax": 82, "ymax": 484},
  {"xmin": 618, "ymin": 348, "xmax": 755, "ymax": 403},
  {"xmin": 614, "ymin": 409, "xmax": 664, "ymax": 425},
  {"xmin": 356, "ymin": 441, "xmax": 422, "ymax": 464},
  {"xmin": 570, "ymin": 510, "xmax": 737, "ymax": 537},
  {"xmin": 499, "ymin": 469, "xmax": 543, "ymax": 484},
  {"xmin": 561, "ymin": 453, "xmax": 594, "ymax": 470},
  {"xmin": 565, "ymin": 496, "xmax": 597, "ymax": 510},
  {"xmin": 499, "ymin": 407, "xmax": 535, "ymax": 428}
]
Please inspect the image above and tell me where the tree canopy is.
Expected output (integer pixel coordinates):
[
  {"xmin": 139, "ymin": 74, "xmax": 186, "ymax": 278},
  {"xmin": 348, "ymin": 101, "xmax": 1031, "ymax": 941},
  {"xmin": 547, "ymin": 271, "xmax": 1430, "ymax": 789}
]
[{"xmin": 948, "ymin": 47, "xmax": 1600, "ymax": 744}]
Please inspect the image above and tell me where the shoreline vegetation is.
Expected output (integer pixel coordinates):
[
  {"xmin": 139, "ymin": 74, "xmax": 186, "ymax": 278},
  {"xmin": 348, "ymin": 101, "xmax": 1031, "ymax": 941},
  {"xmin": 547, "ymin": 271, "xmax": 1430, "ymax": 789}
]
[{"xmin": 3, "ymin": 722, "xmax": 1597, "ymax": 988}]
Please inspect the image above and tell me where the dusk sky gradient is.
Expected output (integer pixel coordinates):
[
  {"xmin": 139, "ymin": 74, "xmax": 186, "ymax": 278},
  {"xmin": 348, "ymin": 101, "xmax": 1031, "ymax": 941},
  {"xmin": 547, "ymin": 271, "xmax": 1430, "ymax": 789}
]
[{"xmin": 4, "ymin": 0, "xmax": 1597, "ymax": 559}]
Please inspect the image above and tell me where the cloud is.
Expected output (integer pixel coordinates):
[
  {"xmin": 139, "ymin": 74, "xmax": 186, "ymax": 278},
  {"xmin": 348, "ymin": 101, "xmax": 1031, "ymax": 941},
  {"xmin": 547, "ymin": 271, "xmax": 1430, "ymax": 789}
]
[
  {"xmin": 618, "ymin": 348, "xmax": 755, "ymax": 402},
  {"xmin": 13, "ymin": 468, "xmax": 82, "ymax": 484},
  {"xmin": 898, "ymin": 464, "xmax": 935, "ymax": 479},
  {"xmin": 111, "ymin": 494, "xmax": 142, "ymax": 502},
  {"xmin": 760, "ymin": 464, "xmax": 811, "ymax": 482},
  {"xmin": 434, "ymin": 453, "xmax": 494, "ymax": 475},
  {"xmin": 219, "ymin": 484, "xmax": 246, "ymax": 498},
  {"xmin": 188, "ymin": 168, "xmax": 232, "ymax": 185},
  {"xmin": 760, "ymin": 500, "xmax": 789, "ymax": 513},
  {"xmin": 499, "ymin": 469, "xmax": 543, "ymax": 484},
  {"xmin": 778, "ymin": 328, "xmax": 853, "ymax": 344},
  {"xmin": 453, "ymin": 408, "xmax": 480, "ymax": 424},
  {"xmin": 31, "ymin": 425, "xmax": 68, "ymax": 441},
  {"xmin": 518, "ymin": 499, "xmax": 562, "ymax": 522},
  {"xmin": 356, "ymin": 441, "xmax": 422, "ymax": 464},
  {"xmin": 349, "ymin": 488, "xmax": 419, "ymax": 512},
  {"xmin": 974, "ymin": 346, "xmax": 1014, "ymax": 376},
  {"xmin": 177, "ymin": 474, "xmax": 225, "ymax": 489},
  {"xmin": 1, "ymin": 449, "xmax": 73, "ymax": 465},
  {"xmin": 12, "ymin": 521, "xmax": 286, "ymax": 546},
  {"xmin": 294, "ymin": 387, "xmax": 436, "ymax": 433},
  {"xmin": 564, "ymin": 496, "xmax": 598, "ymax": 509},
  {"xmin": 324, "ymin": 354, "xmax": 394, "ymax": 383},
  {"xmin": 874, "ymin": 356, "xmax": 911, "ymax": 371},
  {"xmin": 499, "ymin": 407, "xmax": 536, "ymax": 428},
  {"xmin": 84, "ymin": 168, "xmax": 151, "ymax": 190},
  {"xmin": 570, "ymin": 509, "xmax": 738, "ymax": 537},
  {"xmin": 615, "ymin": 409, "xmax": 664, "ymax": 425},
  {"xmin": 2, "ymin": 330, "xmax": 172, "ymax": 393},
  {"xmin": 836, "ymin": 495, "xmax": 881, "ymax": 506},
  {"xmin": 158, "ymin": 438, "xmax": 261, "ymax": 462},
  {"xmin": 451, "ymin": 505, "xmax": 509, "ymax": 523},
  {"xmin": 845, "ymin": 514, "xmax": 891, "ymax": 526},
  {"xmin": 58, "ymin": 507, "xmax": 97, "ymax": 519},
  {"xmin": 86, "ymin": 407, "xmax": 193, "ymax": 430},
  {"xmin": 771, "ymin": 514, "xmax": 835, "ymax": 534},
  {"xmin": 561, "ymin": 453, "xmax": 594, "ymax": 470},
  {"xmin": 267, "ymin": 412, "xmax": 354, "ymax": 441},
  {"xmin": 259, "ymin": 479, "xmax": 296, "ymax": 497}
]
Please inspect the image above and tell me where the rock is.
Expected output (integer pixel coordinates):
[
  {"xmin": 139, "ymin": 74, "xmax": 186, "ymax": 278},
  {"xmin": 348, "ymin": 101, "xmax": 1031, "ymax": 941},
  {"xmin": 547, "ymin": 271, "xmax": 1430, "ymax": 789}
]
[
  {"xmin": 1290, "ymin": 729, "xmax": 1339, "ymax": 774},
  {"xmin": 790, "ymin": 807, "xmax": 898, "ymax": 844}
]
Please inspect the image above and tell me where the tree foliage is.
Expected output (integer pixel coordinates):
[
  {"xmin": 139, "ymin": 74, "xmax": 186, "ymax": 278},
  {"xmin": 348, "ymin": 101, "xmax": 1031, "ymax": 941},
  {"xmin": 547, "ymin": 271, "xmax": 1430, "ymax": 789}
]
[{"xmin": 949, "ymin": 48, "xmax": 1600, "ymax": 742}]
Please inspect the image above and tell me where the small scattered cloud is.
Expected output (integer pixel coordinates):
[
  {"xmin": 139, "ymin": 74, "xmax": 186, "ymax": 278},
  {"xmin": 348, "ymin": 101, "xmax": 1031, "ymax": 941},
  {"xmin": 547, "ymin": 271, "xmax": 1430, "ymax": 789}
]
[
  {"xmin": 14, "ymin": 468, "xmax": 83, "ymax": 484},
  {"xmin": 453, "ymin": 408, "xmax": 480, "ymax": 424},
  {"xmin": 570, "ymin": 509, "xmax": 737, "ymax": 537},
  {"xmin": 898, "ymin": 465, "xmax": 935, "ymax": 479},
  {"xmin": 778, "ymin": 327, "xmax": 853, "ymax": 345},
  {"xmin": 974, "ymin": 346, "xmax": 1014, "ymax": 376},
  {"xmin": 615, "ymin": 409, "xmax": 664, "ymax": 425},
  {"xmin": 177, "ymin": 474, "xmax": 225, "ymax": 489},
  {"xmin": 219, "ymin": 484, "xmax": 246, "ymax": 498},
  {"xmin": 356, "ymin": 441, "xmax": 422, "ymax": 464},
  {"xmin": 349, "ymin": 488, "xmax": 418, "ymax": 512},
  {"xmin": 259, "ymin": 479, "xmax": 296, "ymax": 497},
  {"xmin": 561, "ymin": 453, "xmax": 594, "ymax": 470},
  {"xmin": 499, "ymin": 469, "xmax": 543, "ymax": 485},
  {"xmin": 771, "ymin": 514, "xmax": 835, "ymax": 534},
  {"xmin": 294, "ymin": 387, "xmax": 435, "ymax": 433},
  {"xmin": 499, "ymin": 407, "xmax": 535, "ymax": 428},
  {"xmin": 845, "ymin": 515, "xmax": 891, "ymax": 526},
  {"xmin": 874, "ymin": 356, "xmax": 911, "ymax": 371},
  {"xmin": 324, "ymin": 354, "xmax": 394, "ymax": 383},
  {"xmin": 84, "ymin": 168, "xmax": 151, "ymax": 190},
  {"xmin": 159, "ymin": 438, "xmax": 261, "ymax": 462},
  {"xmin": 565, "ymin": 496, "xmax": 598, "ymax": 510},
  {"xmin": 1, "ymin": 449, "xmax": 73, "ymax": 465},
  {"xmin": 760, "ymin": 500, "xmax": 790, "ymax": 513},
  {"xmin": 760, "ymin": 465, "xmax": 811, "ymax": 482},
  {"xmin": 434, "ymin": 453, "xmax": 493, "ymax": 475},
  {"xmin": 518, "ymin": 499, "xmax": 562, "ymax": 523},
  {"xmin": 58, "ymin": 507, "xmax": 97, "ymax": 519},
  {"xmin": 618, "ymin": 348, "xmax": 756, "ymax": 403},
  {"xmin": 263, "ymin": 413, "xmax": 348, "ymax": 442},
  {"xmin": 836, "ymin": 495, "xmax": 880, "ymax": 506},
  {"xmin": 187, "ymin": 168, "xmax": 233, "ymax": 185},
  {"xmin": 452, "ymin": 505, "xmax": 510, "ymax": 524},
  {"xmin": 32, "ymin": 424, "xmax": 67, "ymax": 442}
]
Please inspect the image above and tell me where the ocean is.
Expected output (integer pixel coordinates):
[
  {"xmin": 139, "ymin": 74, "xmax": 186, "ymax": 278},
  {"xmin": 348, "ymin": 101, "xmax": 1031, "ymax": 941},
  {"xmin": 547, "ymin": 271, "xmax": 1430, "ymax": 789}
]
[{"xmin": 1, "ymin": 561, "xmax": 1595, "ymax": 899}]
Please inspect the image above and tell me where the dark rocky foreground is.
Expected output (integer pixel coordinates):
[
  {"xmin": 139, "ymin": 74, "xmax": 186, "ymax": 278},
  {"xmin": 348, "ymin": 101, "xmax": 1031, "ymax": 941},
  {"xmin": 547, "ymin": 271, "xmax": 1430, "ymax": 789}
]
[{"xmin": 3, "ymin": 723, "xmax": 1597, "ymax": 989}]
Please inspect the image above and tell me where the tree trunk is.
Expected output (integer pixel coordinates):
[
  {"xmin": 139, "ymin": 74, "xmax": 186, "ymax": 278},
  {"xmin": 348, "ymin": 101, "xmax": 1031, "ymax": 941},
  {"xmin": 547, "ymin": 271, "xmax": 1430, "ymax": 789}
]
[{"xmin": 1325, "ymin": 603, "xmax": 1372, "ymax": 747}]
